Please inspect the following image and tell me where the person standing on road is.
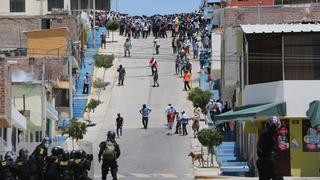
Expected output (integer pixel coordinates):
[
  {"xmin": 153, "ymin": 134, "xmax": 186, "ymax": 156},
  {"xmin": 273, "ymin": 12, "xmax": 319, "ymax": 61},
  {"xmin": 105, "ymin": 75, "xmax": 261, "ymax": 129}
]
[
  {"xmin": 192, "ymin": 105, "xmax": 202, "ymax": 138},
  {"xmin": 149, "ymin": 57, "xmax": 158, "ymax": 76},
  {"xmin": 124, "ymin": 38, "xmax": 132, "ymax": 57},
  {"xmin": 116, "ymin": 113, "xmax": 124, "ymax": 138},
  {"xmin": 154, "ymin": 36, "xmax": 160, "ymax": 55},
  {"xmin": 183, "ymin": 71, "xmax": 191, "ymax": 91},
  {"xmin": 101, "ymin": 32, "xmax": 107, "ymax": 49},
  {"xmin": 83, "ymin": 73, "xmax": 90, "ymax": 94},
  {"xmin": 165, "ymin": 105, "xmax": 176, "ymax": 135},
  {"xmin": 181, "ymin": 111, "xmax": 189, "ymax": 136},
  {"xmin": 152, "ymin": 68, "xmax": 159, "ymax": 87},
  {"xmin": 99, "ymin": 131, "xmax": 121, "ymax": 180},
  {"xmin": 175, "ymin": 112, "xmax": 182, "ymax": 134},
  {"xmin": 117, "ymin": 65, "xmax": 126, "ymax": 86},
  {"xmin": 256, "ymin": 116, "xmax": 283, "ymax": 180},
  {"xmin": 139, "ymin": 104, "xmax": 152, "ymax": 129}
]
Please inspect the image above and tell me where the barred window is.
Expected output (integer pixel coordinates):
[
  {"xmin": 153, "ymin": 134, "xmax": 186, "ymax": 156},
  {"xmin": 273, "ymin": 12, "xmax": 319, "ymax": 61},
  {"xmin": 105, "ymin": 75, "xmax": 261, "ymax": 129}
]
[{"xmin": 10, "ymin": 0, "xmax": 25, "ymax": 13}]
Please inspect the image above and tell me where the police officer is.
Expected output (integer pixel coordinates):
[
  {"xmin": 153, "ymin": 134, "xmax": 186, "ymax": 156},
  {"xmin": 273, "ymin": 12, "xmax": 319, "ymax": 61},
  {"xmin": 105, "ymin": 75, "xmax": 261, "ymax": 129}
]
[
  {"xmin": 0, "ymin": 151, "xmax": 16, "ymax": 180},
  {"xmin": 71, "ymin": 150, "xmax": 92, "ymax": 180},
  {"xmin": 46, "ymin": 146, "xmax": 64, "ymax": 180},
  {"xmin": 256, "ymin": 116, "xmax": 283, "ymax": 180},
  {"xmin": 30, "ymin": 137, "xmax": 50, "ymax": 180},
  {"xmin": 15, "ymin": 148, "xmax": 30, "ymax": 180},
  {"xmin": 98, "ymin": 131, "xmax": 121, "ymax": 180},
  {"xmin": 57, "ymin": 150, "xmax": 72, "ymax": 180}
]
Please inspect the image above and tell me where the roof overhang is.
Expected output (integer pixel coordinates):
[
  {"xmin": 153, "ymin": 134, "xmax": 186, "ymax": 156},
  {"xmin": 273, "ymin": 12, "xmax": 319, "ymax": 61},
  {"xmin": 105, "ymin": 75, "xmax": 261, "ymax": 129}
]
[{"xmin": 241, "ymin": 24, "xmax": 320, "ymax": 34}]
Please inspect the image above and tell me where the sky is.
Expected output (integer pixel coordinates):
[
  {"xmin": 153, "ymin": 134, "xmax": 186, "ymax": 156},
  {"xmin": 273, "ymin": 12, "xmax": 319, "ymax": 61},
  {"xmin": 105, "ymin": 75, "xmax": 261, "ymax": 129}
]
[{"xmin": 111, "ymin": 0, "xmax": 201, "ymax": 16}]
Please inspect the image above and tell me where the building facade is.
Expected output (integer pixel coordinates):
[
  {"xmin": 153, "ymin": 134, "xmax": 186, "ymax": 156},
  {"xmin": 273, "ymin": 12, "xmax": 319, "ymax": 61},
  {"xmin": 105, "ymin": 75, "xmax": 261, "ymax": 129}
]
[{"xmin": 0, "ymin": 0, "xmax": 111, "ymax": 16}]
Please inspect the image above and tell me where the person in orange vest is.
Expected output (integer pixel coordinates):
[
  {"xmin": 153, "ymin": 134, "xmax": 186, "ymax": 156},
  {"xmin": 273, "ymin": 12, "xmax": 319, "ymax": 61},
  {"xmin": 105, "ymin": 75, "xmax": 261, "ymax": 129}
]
[{"xmin": 183, "ymin": 71, "xmax": 191, "ymax": 91}]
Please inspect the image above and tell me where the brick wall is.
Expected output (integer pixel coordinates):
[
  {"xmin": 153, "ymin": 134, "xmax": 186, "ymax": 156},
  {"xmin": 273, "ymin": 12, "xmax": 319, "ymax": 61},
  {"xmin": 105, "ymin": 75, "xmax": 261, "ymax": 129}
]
[
  {"xmin": 11, "ymin": 57, "xmax": 67, "ymax": 82},
  {"xmin": 0, "ymin": 56, "xmax": 11, "ymax": 128},
  {"xmin": 0, "ymin": 15, "xmax": 79, "ymax": 49},
  {"xmin": 223, "ymin": 6, "xmax": 320, "ymax": 28}
]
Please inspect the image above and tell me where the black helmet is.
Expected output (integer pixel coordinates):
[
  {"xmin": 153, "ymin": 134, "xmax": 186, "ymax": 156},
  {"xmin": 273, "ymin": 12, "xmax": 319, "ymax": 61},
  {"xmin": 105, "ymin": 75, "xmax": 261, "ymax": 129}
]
[
  {"xmin": 107, "ymin": 131, "xmax": 116, "ymax": 140},
  {"xmin": 62, "ymin": 150, "xmax": 70, "ymax": 160},
  {"xmin": 51, "ymin": 146, "xmax": 64, "ymax": 156},
  {"xmin": 5, "ymin": 151, "xmax": 15, "ymax": 161},
  {"xmin": 79, "ymin": 150, "xmax": 87, "ymax": 158},
  {"xmin": 19, "ymin": 148, "xmax": 29, "ymax": 159},
  {"xmin": 266, "ymin": 116, "xmax": 281, "ymax": 130},
  {"xmin": 42, "ymin": 137, "xmax": 50, "ymax": 144},
  {"xmin": 70, "ymin": 150, "xmax": 77, "ymax": 159}
]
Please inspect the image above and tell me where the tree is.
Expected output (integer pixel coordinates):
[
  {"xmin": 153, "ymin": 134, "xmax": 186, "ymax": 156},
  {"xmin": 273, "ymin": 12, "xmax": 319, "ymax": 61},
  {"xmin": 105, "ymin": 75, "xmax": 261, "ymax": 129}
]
[
  {"xmin": 81, "ymin": 24, "xmax": 89, "ymax": 48},
  {"xmin": 187, "ymin": 87, "xmax": 212, "ymax": 112},
  {"xmin": 93, "ymin": 78, "xmax": 110, "ymax": 100},
  {"xmin": 197, "ymin": 128, "xmax": 223, "ymax": 167},
  {"xmin": 61, "ymin": 118, "xmax": 87, "ymax": 149},
  {"xmin": 85, "ymin": 98, "xmax": 102, "ymax": 121},
  {"xmin": 105, "ymin": 21, "xmax": 119, "ymax": 42},
  {"xmin": 94, "ymin": 54, "xmax": 114, "ymax": 81}
]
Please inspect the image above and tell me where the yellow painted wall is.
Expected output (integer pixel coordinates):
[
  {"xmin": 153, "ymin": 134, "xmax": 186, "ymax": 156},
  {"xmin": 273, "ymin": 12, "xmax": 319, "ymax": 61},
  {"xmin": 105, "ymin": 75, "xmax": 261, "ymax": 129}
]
[{"xmin": 289, "ymin": 118, "xmax": 320, "ymax": 177}]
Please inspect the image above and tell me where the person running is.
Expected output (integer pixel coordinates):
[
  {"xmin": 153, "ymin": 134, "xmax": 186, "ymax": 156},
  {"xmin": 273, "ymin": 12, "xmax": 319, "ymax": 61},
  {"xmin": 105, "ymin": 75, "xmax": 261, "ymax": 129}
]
[
  {"xmin": 256, "ymin": 116, "xmax": 283, "ymax": 180},
  {"xmin": 117, "ymin": 64, "xmax": 126, "ymax": 86},
  {"xmin": 139, "ymin": 104, "xmax": 152, "ymax": 129},
  {"xmin": 181, "ymin": 111, "xmax": 189, "ymax": 136},
  {"xmin": 123, "ymin": 38, "xmax": 132, "ymax": 57},
  {"xmin": 116, "ymin": 113, "xmax": 124, "ymax": 138},
  {"xmin": 183, "ymin": 71, "xmax": 191, "ymax": 91},
  {"xmin": 98, "ymin": 131, "xmax": 121, "ymax": 180}
]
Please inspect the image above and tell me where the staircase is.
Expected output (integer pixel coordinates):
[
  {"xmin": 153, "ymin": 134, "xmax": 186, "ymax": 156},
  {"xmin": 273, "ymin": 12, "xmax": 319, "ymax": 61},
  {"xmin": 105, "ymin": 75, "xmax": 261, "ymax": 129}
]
[{"xmin": 72, "ymin": 27, "xmax": 106, "ymax": 119}]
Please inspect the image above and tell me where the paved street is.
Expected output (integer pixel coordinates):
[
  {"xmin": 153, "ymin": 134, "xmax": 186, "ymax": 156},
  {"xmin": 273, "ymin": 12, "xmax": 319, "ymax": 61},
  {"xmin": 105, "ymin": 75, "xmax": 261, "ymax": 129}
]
[{"xmin": 83, "ymin": 34, "xmax": 199, "ymax": 179}]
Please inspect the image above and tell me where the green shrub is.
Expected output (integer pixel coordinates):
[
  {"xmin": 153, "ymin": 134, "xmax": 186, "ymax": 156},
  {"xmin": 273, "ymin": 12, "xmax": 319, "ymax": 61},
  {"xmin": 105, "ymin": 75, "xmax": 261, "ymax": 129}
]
[{"xmin": 187, "ymin": 87, "xmax": 212, "ymax": 112}]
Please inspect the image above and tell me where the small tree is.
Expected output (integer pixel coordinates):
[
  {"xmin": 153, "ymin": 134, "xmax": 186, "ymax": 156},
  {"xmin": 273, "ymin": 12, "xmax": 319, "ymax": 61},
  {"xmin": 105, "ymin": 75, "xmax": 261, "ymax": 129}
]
[
  {"xmin": 188, "ymin": 87, "xmax": 212, "ymax": 112},
  {"xmin": 94, "ymin": 54, "xmax": 114, "ymax": 81},
  {"xmin": 61, "ymin": 118, "xmax": 87, "ymax": 149},
  {"xmin": 93, "ymin": 78, "xmax": 110, "ymax": 100},
  {"xmin": 197, "ymin": 128, "xmax": 223, "ymax": 167},
  {"xmin": 85, "ymin": 98, "xmax": 102, "ymax": 121},
  {"xmin": 105, "ymin": 21, "xmax": 119, "ymax": 42}
]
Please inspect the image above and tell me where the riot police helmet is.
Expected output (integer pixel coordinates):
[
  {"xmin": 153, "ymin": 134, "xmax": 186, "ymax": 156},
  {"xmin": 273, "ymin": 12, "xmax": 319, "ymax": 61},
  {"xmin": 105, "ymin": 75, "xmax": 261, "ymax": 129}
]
[
  {"xmin": 70, "ymin": 150, "xmax": 77, "ymax": 159},
  {"xmin": 5, "ymin": 151, "xmax": 16, "ymax": 161},
  {"xmin": 62, "ymin": 150, "xmax": 70, "ymax": 160},
  {"xmin": 79, "ymin": 150, "xmax": 87, "ymax": 158},
  {"xmin": 266, "ymin": 116, "xmax": 281, "ymax": 130},
  {"xmin": 18, "ymin": 148, "xmax": 29, "ymax": 159},
  {"xmin": 107, "ymin": 131, "xmax": 116, "ymax": 140},
  {"xmin": 51, "ymin": 146, "xmax": 64, "ymax": 156}
]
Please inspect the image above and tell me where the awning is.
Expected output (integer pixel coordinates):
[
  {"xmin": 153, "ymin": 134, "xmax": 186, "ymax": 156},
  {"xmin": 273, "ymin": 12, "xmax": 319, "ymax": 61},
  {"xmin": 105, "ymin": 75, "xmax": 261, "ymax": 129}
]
[
  {"xmin": 241, "ymin": 24, "xmax": 320, "ymax": 34},
  {"xmin": 215, "ymin": 102, "xmax": 286, "ymax": 123},
  {"xmin": 306, "ymin": 100, "xmax": 320, "ymax": 127}
]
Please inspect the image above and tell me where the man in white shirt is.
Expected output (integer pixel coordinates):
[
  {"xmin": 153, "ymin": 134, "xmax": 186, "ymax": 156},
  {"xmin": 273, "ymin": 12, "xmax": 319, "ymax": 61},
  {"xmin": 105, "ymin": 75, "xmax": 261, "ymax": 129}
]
[{"xmin": 154, "ymin": 37, "xmax": 160, "ymax": 55}]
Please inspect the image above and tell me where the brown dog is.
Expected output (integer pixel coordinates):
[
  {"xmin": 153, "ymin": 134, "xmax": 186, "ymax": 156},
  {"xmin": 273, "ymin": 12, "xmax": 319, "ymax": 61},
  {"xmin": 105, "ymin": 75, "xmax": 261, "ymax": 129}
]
[{"xmin": 188, "ymin": 152, "xmax": 204, "ymax": 166}]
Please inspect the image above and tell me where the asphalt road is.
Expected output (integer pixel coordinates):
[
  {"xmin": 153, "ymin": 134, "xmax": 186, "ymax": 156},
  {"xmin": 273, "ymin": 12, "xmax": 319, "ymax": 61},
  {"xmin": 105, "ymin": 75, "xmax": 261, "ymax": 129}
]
[{"xmin": 82, "ymin": 33, "xmax": 196, "ymax": 180}]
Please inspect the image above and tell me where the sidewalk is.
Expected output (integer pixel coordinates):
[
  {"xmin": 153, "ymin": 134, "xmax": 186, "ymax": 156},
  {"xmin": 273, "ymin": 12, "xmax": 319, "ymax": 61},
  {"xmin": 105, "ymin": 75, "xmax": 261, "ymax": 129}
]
[{"xmin": 73, "ymin": 27, "xmax": 107, "ymax": 119}]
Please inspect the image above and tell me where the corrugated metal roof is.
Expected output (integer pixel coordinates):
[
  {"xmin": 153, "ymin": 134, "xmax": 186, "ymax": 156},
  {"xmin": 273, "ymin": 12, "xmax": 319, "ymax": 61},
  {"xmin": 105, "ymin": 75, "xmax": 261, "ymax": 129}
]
[{"xmin": 241, "ymin": 24, "xmax": 320, "ymax": 34}]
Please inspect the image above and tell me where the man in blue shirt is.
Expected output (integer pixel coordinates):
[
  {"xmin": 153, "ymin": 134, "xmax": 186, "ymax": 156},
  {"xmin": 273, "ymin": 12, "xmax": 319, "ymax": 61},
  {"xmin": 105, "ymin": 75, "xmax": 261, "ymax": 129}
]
[{"xmin": 139, "ymin": 104, "xmax": 152, "ymax": 129}]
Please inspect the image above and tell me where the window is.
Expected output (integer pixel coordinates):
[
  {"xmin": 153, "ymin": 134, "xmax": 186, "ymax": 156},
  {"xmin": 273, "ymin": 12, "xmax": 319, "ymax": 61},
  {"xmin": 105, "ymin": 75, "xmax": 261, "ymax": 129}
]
[
  {"xmin": 41, "ymin": 19, "xmax": 51, "ymax": 29},
  {"xmin": 10, "ymin": 0, "xmax": 25, "ymax": 12},
  {"xmin": 48, "ymin": 0, "xmax": 64, "ymax": 11}
]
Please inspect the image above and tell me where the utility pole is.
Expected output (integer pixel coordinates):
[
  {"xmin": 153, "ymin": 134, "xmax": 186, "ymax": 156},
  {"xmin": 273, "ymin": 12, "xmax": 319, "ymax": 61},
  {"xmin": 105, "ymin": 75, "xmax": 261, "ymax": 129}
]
[
  {"xmin": 41, "ymin": 58, "xmax": 47, "ymax": 138},
  {"xmin": 116, "ymin": 0, "xmax": 119, "ymax": 14},
  {"xmin": 68, "ymin": 41, "xmax": 73, "ymax": 119},
  {"xmin": 93, "ymin": 0, "xmax": 96, "ymax": 48}
]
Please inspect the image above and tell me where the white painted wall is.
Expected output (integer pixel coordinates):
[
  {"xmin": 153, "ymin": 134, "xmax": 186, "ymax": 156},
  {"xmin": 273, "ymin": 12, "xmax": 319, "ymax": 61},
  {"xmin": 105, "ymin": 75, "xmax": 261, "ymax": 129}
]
[
  {"xmin": 211, "ymin": 32, "xmax": 221, "ymax": 71},
  {"xmin": 244, "ymin": 80, "xmax": 320, "ymax": 117},
  {"xmin": 0, "ymin": 0, "xmax": 71, "ymax": 16}
]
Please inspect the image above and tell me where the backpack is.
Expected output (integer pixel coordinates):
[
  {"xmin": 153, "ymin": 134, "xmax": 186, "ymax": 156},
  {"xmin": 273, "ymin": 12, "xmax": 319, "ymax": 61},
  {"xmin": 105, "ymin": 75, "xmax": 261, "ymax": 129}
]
[{"xmin": 103, "ymin": 140, "xmax": 116, "ymax": 160}]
